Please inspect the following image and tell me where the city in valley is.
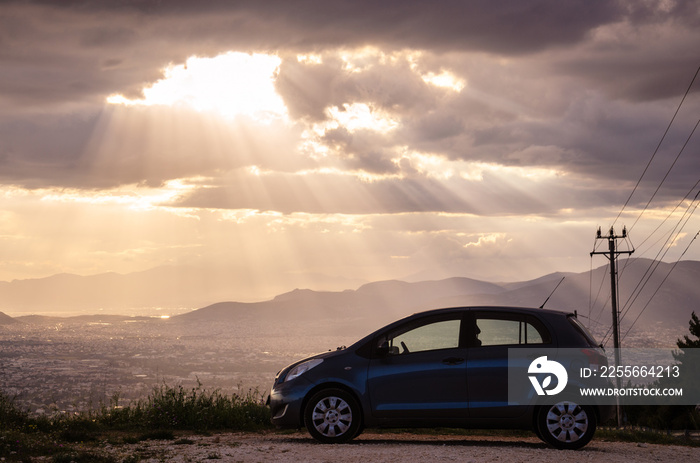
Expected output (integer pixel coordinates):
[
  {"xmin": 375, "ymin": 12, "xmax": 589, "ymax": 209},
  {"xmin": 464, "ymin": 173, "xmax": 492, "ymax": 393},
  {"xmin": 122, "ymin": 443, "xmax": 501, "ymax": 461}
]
[
  {"xmin": 0, "ymin": 307, "xmax": 683, "ymax": 416},
  {"xmin": 0, "ymin": 315, "xmax": 360, "ymax": 416}
]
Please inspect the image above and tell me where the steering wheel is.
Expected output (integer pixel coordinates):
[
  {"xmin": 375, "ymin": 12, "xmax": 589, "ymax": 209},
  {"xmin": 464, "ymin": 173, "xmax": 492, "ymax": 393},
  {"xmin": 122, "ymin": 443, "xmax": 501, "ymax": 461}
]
[{"xmin": 400, "ymin": 341, "xmax": 410, "ymax": 354}]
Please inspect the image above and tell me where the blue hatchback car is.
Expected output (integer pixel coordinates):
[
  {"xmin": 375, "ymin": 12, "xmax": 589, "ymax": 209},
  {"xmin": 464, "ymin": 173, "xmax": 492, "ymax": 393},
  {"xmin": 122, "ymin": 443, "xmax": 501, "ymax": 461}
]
[{"xmin": 268, "ymin": 306, "xmax": 613, "ymax": 450}]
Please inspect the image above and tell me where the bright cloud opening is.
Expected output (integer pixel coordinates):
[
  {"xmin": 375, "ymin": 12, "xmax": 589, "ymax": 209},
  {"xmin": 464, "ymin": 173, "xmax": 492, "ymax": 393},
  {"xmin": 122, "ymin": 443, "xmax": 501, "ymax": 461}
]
[
  {"xmin": 299, "ymin": 102, "xmax": 399, "ymax": 161},
  {"xmin": 326, "ymin": 103, "xmax": 399, "ymax": 133},
  {"xmin": 421, "ymin": 70, "xmax": 466, "ymax": 92},
  {"xmin": 107, "ymin": 52, "xmax": 287, "ymax": 122},
  {"xmin": 38, "ymin": 179, "xmax": 197, "ymax": 212}
]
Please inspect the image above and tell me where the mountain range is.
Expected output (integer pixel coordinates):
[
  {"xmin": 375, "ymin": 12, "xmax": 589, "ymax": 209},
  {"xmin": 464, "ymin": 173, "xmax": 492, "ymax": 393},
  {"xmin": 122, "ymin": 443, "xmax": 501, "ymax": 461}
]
[{"xmin": 1, "ymin": 259, "xmax": 698, "ymax": 337}]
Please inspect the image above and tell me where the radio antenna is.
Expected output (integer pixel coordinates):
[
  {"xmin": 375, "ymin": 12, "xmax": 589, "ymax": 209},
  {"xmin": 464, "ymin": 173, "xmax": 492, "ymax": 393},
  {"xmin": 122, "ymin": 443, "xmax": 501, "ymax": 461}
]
[{"xmin": 539, "ymin": 276, "xmax": 565, "ymax": 309}]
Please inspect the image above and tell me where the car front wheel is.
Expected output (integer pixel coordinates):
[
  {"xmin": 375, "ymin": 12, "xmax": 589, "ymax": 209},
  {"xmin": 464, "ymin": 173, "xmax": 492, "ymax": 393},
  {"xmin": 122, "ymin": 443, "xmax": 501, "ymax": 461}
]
[
  {"xmin": 304, "ymin": 388, "xmax": 361, "ymax": 444},
  {"xmin": 536, "ymin": 400, "xmax": 596, "ymax": 450}
]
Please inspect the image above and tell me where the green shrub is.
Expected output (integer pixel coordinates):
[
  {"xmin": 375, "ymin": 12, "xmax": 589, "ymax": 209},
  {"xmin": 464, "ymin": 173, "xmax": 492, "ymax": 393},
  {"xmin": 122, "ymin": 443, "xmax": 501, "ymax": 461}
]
[
  {"xmin": 0, "ymin": 390, "xmax": 29, "ymax": 428},
  {"xmin": 2, "ymin": 382, "xmax": 271, "ymax": 461},
  {"xmin": 92, "ymin": 382, "xmax": 271, "ymax": 432}
]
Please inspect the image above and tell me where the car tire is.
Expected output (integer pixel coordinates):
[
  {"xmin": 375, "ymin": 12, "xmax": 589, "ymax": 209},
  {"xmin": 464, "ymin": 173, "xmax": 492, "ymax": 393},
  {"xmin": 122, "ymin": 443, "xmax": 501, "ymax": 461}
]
[
  {"xmin": 536, "ymin": 400, "xmax": 596, "ymax": 450},
  {"xmin": 531, "ymin": 416, "xmax": 544, "ymax": 441},
  {"xmin": 304, "ymin": 388, "xmax": 362, "ymax": 444}
]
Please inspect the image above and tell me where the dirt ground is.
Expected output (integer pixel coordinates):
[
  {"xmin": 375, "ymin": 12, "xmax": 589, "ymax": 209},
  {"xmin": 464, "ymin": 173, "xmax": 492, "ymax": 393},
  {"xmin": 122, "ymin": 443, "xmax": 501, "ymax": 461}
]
[{"xmin": 67, "ymin": 430, "xmax": 700, "ymax": 463}]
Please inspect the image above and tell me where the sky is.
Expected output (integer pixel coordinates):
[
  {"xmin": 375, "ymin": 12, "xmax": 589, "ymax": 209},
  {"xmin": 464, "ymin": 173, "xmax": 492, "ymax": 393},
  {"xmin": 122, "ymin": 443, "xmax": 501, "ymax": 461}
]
[{"xmin": 1, "ymin": 0, "xmax": 699, "ymax": 301}]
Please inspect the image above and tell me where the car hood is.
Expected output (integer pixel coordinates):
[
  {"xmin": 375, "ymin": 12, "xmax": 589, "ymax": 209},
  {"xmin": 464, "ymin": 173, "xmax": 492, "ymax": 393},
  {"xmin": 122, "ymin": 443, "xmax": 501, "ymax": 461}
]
[{"xmin": 279, "ymin": 347, "xmax": 350, "ymax": 374}]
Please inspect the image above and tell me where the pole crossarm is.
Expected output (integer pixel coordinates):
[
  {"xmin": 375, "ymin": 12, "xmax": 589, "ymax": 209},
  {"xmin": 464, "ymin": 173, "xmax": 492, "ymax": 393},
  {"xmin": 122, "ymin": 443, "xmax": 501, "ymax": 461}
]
[{"xmin": 590, "ymin": 226, "xmax": 635, "ymax": 258}]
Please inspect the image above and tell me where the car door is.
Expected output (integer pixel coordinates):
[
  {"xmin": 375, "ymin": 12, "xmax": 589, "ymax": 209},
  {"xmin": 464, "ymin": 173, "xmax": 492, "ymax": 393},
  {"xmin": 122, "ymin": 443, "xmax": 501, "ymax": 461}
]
[
  {"xmin": 367, "ymin": 313, "xmax": 468, "ymax": 420},
  {"xmin": 466, "ymin": 312, "xmax": 552, "ymax": 418}
]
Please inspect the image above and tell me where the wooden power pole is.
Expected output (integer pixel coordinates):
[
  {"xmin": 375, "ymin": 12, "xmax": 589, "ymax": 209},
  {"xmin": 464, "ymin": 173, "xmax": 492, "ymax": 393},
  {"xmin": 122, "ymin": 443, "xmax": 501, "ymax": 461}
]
[{"xmin": 591, "ymin": 226, "xmax": 634, "ymax": 426}]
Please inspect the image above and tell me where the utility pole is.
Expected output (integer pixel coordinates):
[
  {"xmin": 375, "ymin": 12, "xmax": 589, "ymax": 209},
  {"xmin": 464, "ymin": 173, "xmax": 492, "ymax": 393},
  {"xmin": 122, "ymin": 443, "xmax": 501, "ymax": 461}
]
[{"xmin": 591, "ymin": 226, "xmax": 634, "ymax": 427}]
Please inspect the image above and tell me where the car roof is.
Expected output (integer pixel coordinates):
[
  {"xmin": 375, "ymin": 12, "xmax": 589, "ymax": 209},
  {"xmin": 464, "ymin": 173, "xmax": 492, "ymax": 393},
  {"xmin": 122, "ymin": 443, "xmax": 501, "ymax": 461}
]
[{"xmin": 408, "ymin": 305, "xmax": 572, "ymax": 319}]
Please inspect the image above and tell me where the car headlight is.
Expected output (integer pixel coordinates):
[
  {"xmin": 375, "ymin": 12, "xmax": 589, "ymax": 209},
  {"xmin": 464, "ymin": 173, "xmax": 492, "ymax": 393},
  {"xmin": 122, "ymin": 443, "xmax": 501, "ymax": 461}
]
[{"xmin": 284, "ymin": 358, "xmax": 323, "ymax": 382}]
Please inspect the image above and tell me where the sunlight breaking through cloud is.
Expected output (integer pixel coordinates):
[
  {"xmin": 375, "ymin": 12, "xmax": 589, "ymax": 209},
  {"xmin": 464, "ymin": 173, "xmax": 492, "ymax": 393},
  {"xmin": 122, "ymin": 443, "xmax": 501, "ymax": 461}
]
[
  {"xmin": 326, "ymin": 103, "xmax": 399, "ymax": 133},
  {"xmin": 2, "ymin": 0, "xmax": 699, "ymax": 296},
  {"xmin": 107, "ymin": 52, "xmax": 287, "ymax": 122},
  {"xmin": 421, "ymin": 70, "xmax": 466, "ymax": 92},
  {"xmin": 38, "ymin": 180, "xmax": 197, "ymax": 212}
]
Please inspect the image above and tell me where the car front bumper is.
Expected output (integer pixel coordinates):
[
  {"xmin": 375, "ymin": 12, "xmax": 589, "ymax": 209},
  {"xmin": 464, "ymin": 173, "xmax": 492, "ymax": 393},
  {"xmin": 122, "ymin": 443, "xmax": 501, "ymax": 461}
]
[{"xmin": 268, "ymin": 376, "xmax": 315, "ymax": 428}]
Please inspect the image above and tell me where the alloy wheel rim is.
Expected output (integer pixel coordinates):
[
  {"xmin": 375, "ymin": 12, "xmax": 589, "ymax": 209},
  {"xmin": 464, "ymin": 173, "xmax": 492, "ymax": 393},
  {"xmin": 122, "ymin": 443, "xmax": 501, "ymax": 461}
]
[
  {"xmin": 545, "ymin": 401, "xmax": 589, "ymax": 443},
  {"xmin": 311, "ymin": 396, "xmax": 352, "ymax": 437}
]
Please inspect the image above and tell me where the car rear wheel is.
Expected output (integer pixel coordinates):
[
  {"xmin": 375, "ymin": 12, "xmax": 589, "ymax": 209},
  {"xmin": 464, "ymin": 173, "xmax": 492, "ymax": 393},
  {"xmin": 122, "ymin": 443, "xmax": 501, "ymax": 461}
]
[
  {"xmin": 304, "ymin": 388, "xmax": 362, "ymax": 444},
  {"xmin": 536, "ymin": 400, "xmax": 596, "ymax": 450}
]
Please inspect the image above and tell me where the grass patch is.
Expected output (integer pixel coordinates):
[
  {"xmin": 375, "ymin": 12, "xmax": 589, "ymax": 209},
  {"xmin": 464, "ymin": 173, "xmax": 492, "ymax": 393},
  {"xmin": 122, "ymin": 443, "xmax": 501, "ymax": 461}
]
[
  {"xmin": 95, "ymin": 382, "xmax": 271, "ymax": 432},
  {"xmin": 4, "ymin": 385, "xmax": 700, "ymax": 461},
  {"xmin": 0, "ymin": 384, "xmax": 271, "ymax": 461}
]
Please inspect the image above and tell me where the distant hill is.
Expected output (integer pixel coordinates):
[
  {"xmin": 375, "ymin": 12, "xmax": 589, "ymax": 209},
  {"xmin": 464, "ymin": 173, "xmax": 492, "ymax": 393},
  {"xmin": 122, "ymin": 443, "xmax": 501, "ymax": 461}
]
[
  {"xmin": 0, "ymin": 266, "xmax": 364, "ymax": 313},
  {"xmin": 173, "ymin": 259, "xmax": 700, "ymax": 337},
  {"xmin": 173, "ymin": 276, "xmax": 507, "ymax": 324},
  {"xmin": 2, "ymin": 259, "xmax": 699, "ymax": 337},
  {"xmin": 0, "ymin": 311, "xmax": 17, "ymax": 325}
]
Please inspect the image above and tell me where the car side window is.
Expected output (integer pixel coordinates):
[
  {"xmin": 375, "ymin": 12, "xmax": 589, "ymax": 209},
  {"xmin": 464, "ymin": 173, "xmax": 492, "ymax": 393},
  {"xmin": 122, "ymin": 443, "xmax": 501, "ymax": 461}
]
[
  {"xmin": 380, "ymin": 318, "xmax": 461, "ymax": 354},
  {"xmin": 475, "ymin": 317, "xmax": 547, "ymax": 346}
]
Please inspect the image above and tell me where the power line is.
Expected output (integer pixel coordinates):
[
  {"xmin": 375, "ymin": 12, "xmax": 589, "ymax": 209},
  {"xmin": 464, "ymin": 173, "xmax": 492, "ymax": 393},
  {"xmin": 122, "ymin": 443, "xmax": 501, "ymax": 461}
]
[
  {"xmin": 588, "ymin": 63, "xmax": 700, "ymax": 349},
  {"xmin": 622, "ymin": 228, "xmax": 700, "ymax": 342},
  {"xmin": 603, "ymin": 65, "xmax": 700, "ymax": 343},
  {"xmin": 588, "ymin": 256, "xmax": 611, "ymax": 329},
  {"xmin": 635, "ymin": 171, "xmax": 700, "ymax": 253},
  {"xmin": 615, "ymin": 175, "xmax": 700, "ymax": 330},
  {"xmin": 612, "ymin": 64, "xmax": 700, "ymax": 229},
  {"xmin": 629, "ymin": 118, "xmax": 700, "ymax": 233},
  {"xmin": 619, "ymin": 188, "xmax": 700, "ymax": 325},
  {"xmin": 589, "ymin": 249, "xmax": 611, "ymax": 323}
]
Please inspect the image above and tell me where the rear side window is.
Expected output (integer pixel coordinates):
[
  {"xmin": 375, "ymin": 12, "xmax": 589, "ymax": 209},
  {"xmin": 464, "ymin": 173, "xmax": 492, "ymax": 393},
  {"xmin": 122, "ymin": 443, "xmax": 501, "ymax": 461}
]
[{"xmin": 475, "ymin": 315, "xmax": 550, "ymax": 346}]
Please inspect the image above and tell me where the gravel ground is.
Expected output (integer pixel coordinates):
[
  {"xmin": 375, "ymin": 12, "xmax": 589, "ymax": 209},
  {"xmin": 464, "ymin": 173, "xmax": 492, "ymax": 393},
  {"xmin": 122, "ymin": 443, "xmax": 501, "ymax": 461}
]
[{"xmin": 80, "ymin": 431, "xmax": 700, "ymax": 463}]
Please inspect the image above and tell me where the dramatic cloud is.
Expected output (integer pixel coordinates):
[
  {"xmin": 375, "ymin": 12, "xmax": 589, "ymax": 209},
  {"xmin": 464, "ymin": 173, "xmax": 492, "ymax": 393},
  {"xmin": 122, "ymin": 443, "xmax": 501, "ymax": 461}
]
[{"xmin": 0, "ymin": 0, "xmax": 698, "ymax": 296}]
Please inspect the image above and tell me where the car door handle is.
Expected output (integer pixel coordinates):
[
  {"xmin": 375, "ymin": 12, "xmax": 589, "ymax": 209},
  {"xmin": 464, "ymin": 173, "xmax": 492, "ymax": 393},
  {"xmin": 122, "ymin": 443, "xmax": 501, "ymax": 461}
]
[{"xmin": 442, "ymin": 357, "xmax": 465, "ymax": 365}]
